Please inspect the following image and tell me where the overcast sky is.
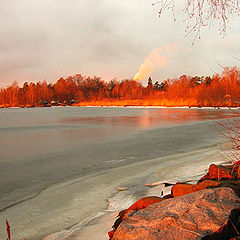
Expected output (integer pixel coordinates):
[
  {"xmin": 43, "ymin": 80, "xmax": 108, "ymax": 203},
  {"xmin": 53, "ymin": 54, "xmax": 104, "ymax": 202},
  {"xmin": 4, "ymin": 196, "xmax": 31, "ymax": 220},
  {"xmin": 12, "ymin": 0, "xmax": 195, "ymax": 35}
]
[{"xmin": 0, "ymin": 0, "xmax": 240, "ymax": 87}]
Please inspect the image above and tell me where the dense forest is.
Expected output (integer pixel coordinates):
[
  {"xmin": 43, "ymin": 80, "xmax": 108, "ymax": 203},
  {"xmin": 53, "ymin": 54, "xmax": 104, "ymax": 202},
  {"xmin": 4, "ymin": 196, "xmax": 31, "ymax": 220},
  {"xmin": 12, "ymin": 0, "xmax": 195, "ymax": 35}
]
[{"xmin": 1, "ymin": 67, "xmax": 240, "ymax": 107}]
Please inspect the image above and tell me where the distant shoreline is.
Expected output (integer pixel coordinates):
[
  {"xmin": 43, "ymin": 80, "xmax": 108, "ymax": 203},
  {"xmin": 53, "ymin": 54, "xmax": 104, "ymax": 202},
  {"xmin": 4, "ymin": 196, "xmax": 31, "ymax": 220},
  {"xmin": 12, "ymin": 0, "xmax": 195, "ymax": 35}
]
[{"xmin": 0, "ymin": 103, "xmax": 239, "ymax": 109}]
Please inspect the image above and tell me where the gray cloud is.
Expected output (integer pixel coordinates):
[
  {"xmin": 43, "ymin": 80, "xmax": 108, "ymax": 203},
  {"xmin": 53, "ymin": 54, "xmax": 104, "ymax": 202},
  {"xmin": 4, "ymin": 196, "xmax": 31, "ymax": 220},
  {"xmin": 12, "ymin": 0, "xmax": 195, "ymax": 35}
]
[{"xmin": 0, "ymin": 0, "xmax": 239, "ymax": 87}]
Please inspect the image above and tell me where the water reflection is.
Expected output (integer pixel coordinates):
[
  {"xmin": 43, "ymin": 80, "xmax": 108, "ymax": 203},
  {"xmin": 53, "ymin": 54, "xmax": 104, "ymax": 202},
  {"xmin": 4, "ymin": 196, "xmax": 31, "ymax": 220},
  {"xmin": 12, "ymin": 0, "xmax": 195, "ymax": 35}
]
[
  {"xmin": 62, "ymin": 108, "xmax": 233, "ymax": 130},
  {"xmin": 0, "ymin": 107, "xmax": 236, "ymax": 164}
]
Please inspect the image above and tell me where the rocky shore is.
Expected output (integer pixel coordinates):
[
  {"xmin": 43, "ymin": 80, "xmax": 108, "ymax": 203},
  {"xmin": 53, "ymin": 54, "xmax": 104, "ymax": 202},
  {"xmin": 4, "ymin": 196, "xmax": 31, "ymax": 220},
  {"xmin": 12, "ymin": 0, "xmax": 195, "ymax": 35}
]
[{"xmin": 109, "ymin": 163, "xmax": 240, "ymax": 240}]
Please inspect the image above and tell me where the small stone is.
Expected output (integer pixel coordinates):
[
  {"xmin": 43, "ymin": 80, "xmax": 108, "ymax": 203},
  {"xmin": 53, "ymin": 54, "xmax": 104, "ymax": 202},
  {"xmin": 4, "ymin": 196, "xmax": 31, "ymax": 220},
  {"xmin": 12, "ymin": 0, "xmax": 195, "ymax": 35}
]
[{"xmin": 117, "ymin": 187, "xmax": 128, "ymax": 191}]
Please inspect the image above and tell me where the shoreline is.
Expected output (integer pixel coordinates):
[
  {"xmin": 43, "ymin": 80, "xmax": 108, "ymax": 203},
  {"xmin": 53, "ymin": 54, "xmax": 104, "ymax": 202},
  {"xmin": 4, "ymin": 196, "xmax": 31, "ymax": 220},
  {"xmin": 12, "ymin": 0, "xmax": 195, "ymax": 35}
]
[
  {"xmin": 0, "ymin": 110, "xmax": 231, "ymax": 240},
  {"xmin": 1, "ymin": 104, "xmax": 240, "ymax": 109},
  {"xmin": 1, "ymin": 146, "xmax": 223, "ymax": 240},
  {"xmin": 82, "ymin": 106, "xmax": 238, "ymax": 109},
  {"xmin": 40, "ymin": 146, "xmax": 225, "ymax": 240}
]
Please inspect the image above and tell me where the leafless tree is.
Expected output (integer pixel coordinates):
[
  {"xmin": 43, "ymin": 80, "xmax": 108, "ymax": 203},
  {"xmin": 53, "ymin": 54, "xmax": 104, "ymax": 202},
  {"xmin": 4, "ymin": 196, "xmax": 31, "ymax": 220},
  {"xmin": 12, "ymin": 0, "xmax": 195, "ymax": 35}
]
[{"xmin": 153, "ymin": 0, "xmax": 240, "ymax": 41}]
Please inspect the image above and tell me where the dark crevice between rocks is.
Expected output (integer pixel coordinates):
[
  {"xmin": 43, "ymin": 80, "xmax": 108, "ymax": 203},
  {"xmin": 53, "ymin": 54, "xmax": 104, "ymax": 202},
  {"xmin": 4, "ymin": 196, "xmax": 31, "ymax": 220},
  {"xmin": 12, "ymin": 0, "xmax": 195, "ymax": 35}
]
[{"xmin": 201, "ymin": 207, "xmax": 240, "ymax": 240}]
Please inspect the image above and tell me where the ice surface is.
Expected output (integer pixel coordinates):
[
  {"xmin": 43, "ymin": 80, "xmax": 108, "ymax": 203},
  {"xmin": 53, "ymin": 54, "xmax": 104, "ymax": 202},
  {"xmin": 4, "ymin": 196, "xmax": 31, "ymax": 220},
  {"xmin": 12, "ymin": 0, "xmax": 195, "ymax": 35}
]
[{"xmin": 0, "ymin": 107, "xmax": 229, "ymax": 240}]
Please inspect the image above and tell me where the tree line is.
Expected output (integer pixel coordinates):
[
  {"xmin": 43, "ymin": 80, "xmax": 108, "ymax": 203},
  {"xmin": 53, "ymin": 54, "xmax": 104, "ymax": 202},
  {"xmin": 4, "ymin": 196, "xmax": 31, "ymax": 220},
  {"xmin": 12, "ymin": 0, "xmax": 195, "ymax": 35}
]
[{"xmin": 1, "ymin": 67, "xmax": 240, "ymax": 107}]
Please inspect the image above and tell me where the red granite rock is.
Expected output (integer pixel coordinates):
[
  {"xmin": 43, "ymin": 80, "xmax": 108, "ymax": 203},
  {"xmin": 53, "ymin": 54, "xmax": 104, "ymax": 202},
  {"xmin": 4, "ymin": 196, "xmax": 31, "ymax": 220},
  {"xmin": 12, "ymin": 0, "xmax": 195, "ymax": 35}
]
[
  {"xmin": 112, "ymin": 188, "xmax": 240, "ymax": 240},
  {"xmin": 199, "ymin": 164, "xmax": 233, "ymax": 181},
  {"xmin": 194, "ymin": 179, "xmax": 220, "ymax": 190},
  {"xmin": 171, "ymin": 182, "xmax": 195, "ymax": 197},
  {"xmin": 108, "ymin": 196, "xmax": 163, "ymax": 239},
  {"xmin": 171, "ymin": 180, "xmax": 220, "ymax": 197},
  {"xmin": 121, "ymin": 196, "xmax": 162, "ymax": 219}
]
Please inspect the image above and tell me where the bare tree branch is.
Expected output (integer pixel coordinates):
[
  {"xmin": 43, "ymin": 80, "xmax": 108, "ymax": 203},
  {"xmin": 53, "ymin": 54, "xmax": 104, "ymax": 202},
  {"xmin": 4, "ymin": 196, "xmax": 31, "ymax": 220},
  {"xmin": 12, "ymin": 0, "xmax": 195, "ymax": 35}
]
[{"xmin": 154, "ymin": 0, "xmax": 240, "ymax": 41}]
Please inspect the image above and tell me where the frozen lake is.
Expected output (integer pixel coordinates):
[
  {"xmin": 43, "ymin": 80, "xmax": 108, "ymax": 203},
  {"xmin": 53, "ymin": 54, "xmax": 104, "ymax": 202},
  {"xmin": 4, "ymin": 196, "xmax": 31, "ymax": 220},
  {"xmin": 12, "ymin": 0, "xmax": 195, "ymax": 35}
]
[{"xmin": 0, "ymin": 106, "xmax": 233, "ymax": 239}]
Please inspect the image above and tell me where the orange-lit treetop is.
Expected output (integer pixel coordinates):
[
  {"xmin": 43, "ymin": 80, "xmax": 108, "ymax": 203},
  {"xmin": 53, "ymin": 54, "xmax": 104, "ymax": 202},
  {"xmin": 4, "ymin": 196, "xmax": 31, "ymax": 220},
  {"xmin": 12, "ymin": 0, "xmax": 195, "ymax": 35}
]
[{"xmin": 0, "ymin": 67, "xmax": 240, "ymax": 108}]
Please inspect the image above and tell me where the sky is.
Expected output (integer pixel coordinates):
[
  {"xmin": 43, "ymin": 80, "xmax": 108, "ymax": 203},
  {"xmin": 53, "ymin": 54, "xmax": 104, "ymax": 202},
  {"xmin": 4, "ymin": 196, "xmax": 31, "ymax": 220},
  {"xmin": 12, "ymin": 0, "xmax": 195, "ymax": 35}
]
[{"xmin": 0, "ymin": 0, "xmax": 240, "ymax": 87}]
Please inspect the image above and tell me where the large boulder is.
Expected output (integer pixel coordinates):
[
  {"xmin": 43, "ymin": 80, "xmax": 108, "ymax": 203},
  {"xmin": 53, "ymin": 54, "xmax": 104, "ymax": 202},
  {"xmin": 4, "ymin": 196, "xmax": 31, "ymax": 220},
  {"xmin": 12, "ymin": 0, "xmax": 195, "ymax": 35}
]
[
  {"xmin": 202, "ymin": 207, "xmax": 240, "ymax": 239},
  {"xmin": 112, "ymin": 188, "xmax": 240, "ymax": 240},
  {"xmin": 109, "ymin": 196, "xmax": 164, "ymax": 239}
]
